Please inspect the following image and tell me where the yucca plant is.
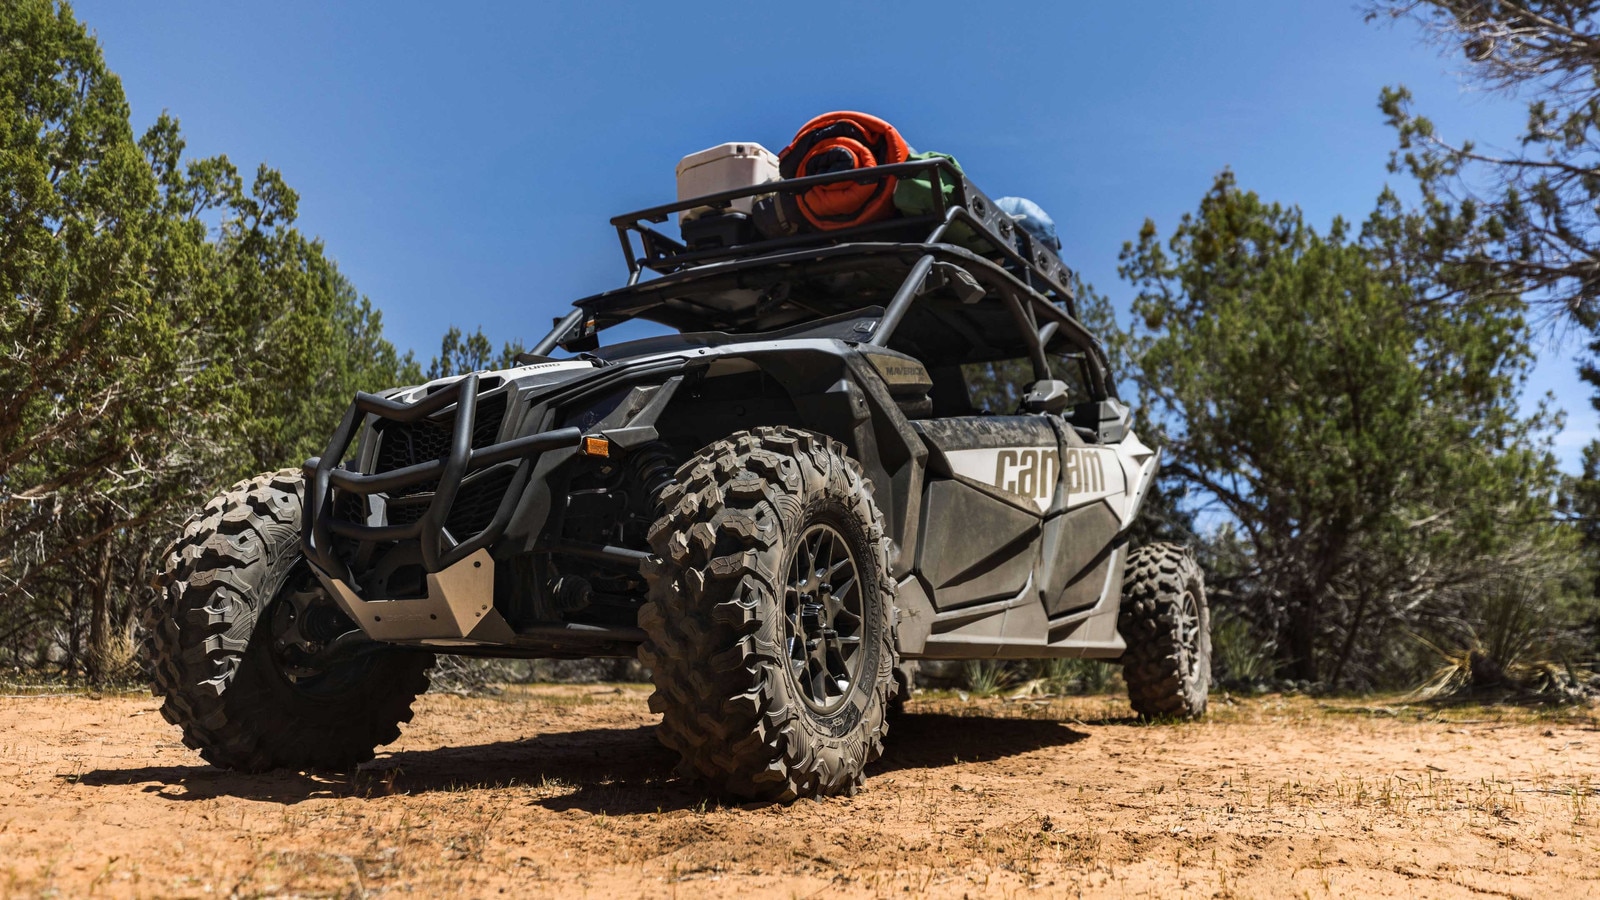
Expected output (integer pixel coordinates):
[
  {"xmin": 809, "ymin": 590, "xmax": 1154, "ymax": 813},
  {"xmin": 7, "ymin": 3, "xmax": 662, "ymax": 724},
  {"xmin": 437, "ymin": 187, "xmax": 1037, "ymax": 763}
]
[
  {"xmin": 1412, "ymin": 579, "xmax": 1591, "ymax": 701},
  {"xmin": 962, "ymin": 660, "xmax": 1011, "ymax": 697},
  {"xmin": 1212, "ymin": 608, "xmax": 1276, "ymax": 684}
]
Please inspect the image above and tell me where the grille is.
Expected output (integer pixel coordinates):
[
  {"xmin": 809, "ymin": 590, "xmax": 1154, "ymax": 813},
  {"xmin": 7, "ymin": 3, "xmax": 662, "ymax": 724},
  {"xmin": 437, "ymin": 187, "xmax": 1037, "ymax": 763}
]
[
  {"xmin": 381, "ymin": 466, "xmax": 516, "ymax": 537},
  {"xmin": 336, "ymin": 491, "xmax": 367, "ymax": 524},
  {"xmin": 373, "ymin": 419, "xmax": 450, "ymax": 474},
  {"xmin": 370, "ymin": 392, "xmax": 508, "ymax": 497},
  {"xmin": 446, "ymin": 466, "xmax": 516, "ymax": 537},
  {"xmin": 385, "ymin": 498, "xmax": 426, "ymax": 528},
  {"xmin": 325, "ymin": 388, "xmax": 522, "ymax": 545}
]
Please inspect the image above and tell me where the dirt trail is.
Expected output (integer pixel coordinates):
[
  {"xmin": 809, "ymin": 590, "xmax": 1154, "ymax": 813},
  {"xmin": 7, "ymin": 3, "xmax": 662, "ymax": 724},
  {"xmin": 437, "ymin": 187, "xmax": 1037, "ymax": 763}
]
[{"xmin": 1, "ymin": 685, "xmax": 1596, "ymax": 898}]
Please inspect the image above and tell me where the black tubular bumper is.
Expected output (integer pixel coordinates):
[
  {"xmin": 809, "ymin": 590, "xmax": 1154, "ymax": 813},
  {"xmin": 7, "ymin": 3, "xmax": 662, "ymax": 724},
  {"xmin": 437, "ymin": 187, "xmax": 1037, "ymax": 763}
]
[{"xmin": 302, "ymin": 373, "xmax": 582, "ymax": 585}]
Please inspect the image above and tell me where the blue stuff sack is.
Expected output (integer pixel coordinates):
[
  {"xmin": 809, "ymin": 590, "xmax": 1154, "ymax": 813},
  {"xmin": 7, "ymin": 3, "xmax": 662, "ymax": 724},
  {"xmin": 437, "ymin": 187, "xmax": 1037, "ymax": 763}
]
[{"xmin": 995, "ymin": 196, "xmax": 1062, "ymax": 253}]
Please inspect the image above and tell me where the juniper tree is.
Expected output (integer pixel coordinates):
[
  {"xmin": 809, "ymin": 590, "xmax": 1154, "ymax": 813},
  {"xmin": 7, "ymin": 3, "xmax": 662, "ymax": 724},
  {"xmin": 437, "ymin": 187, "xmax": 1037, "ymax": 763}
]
[
  {"xmin": 1120, "ymin": 172, "xmax": 1572, "ymax": 685},
  {"xmin": 0, "ymin": 0, "xmax": 414, "ymax": 678}
]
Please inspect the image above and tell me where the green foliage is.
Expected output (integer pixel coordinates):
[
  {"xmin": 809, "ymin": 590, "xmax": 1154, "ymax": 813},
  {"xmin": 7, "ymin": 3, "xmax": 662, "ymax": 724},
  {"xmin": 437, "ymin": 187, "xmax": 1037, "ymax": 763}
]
[
  {"xmin": 1363, "ymin": 1, "xmax": 1600, "ymax": 690},
  {"xmin": 0, "ymin": 0, "xmax": 414, "ymax": 678},
  {"xmin": 1564, "ymin": 443, "xmax": 1600, "ymax": 601},
  {"xmin": 1211, "ymin": 609, "xmax": 1276, "ymax": 686},
  {"xmin": 1032, "ymin": 658, "xmax": 1118, "ymax": 695},
  {"xmin": 1413, "ymin": 575, "xmax": 1594, "ymax": 701},
  {"xmin": 1367, "ymin": 1, "xmax": 1600, "ymax": 321},
  {"xmin": 1571, "ymin": 330, "xmax": 1600, "ymax": 607},
  {"xmin": 953, "ymin": 659, "xmax": 1119, "ymax": 698},
  {"xmin": 428, "ymin": 325, "xmax": 524, "ymax": 380},
  {"xmin": 961, "ymin": 660, "xmax": 1010, "ymax": 697},
  {"xmin": 1120, "ymin": 170, "xmax": 1576, "ymax": 687}
]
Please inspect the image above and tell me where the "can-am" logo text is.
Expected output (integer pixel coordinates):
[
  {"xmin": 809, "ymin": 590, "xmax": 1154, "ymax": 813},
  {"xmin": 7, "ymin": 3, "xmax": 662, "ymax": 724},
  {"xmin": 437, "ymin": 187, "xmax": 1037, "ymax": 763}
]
[{"xmin": 993, "ymin": 447, "xmax": 1105, "ymax": 504}]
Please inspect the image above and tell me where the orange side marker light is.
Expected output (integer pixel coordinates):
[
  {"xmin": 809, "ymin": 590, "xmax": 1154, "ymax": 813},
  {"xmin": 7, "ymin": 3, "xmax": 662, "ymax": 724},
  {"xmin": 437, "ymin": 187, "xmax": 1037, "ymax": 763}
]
[{"xmin": 581, "ymin": 435, "xmax": 611, "ymax": 458}]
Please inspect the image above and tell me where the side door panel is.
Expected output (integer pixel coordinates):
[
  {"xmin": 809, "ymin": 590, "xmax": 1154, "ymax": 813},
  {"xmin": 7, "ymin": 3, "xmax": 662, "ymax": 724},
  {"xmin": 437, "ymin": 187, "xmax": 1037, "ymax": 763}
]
[
  {"xmin": 918, "ymin": 479, "xmax": 1037, "ymax": 608},
  {"xmin": 1038, "ymin": 426, "xmax": 1130, "ymax": 617},
  {"xmin": 1038, "ymin": 503, "xmax": 1122, "ymax": 616},
  {"xmin": 912, "ymin": 417, "xmax": 1056, "ymax": 610}
]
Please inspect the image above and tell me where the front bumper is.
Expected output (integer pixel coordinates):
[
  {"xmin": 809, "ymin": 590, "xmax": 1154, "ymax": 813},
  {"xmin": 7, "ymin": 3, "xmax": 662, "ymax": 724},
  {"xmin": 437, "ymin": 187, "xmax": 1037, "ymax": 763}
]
[
  {"xmin": 302, "ymin": 373, "xmax": 582, "ymax": 587},
  {"xmin": 316, "ymin": 547, "xmax": 517, "ymax": 644}
]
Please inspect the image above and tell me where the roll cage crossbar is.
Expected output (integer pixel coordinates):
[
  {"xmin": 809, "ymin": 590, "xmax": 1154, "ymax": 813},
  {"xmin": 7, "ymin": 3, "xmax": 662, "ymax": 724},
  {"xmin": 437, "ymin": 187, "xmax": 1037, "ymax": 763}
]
[{"xmin": 550, "ymin": 244, "xmax": 1113, "ymax": 401}]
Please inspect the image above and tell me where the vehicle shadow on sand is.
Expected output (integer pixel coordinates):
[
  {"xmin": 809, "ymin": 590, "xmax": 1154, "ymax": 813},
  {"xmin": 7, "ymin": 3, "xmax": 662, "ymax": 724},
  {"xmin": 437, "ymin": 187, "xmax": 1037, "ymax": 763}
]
[{"xmin": 68, "ymin": 711, "xmax": 1089, "ymax": 814}]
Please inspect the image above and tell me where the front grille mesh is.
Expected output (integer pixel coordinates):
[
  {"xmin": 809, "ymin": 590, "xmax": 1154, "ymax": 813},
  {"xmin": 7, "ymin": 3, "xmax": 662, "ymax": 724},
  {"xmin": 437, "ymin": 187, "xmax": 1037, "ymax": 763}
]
[
  {"xmin": 324, "ymin": 388, "xmax": 520, "ymax": 532},
  {"xmin": 370, "ymin": 392, "xmax": 508, "ymax": 497},
  {"xmin": 382, "ymin": 465, "xmax": 515, "ymax": 537},
  {"xmin": 446, "ymin": 467, "xmax": 516, "ymax": 536},
  {"xmin": 385, "ymin": 499, "xmax": 426, "ymax": 528},
  {"xmin": 336, "ymin": 491, "xmax": 367, "ymax": 525},
  {"xmin": 330, "ymin": 388, "xmax": 520, "ymax": 541}
]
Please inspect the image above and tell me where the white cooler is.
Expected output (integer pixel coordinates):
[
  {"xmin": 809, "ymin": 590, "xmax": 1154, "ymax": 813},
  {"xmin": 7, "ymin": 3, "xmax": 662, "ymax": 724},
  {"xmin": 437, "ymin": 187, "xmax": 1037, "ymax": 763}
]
[{"xmin": 675, "ymin": 143, "xmax": 779, "ymax": 223}]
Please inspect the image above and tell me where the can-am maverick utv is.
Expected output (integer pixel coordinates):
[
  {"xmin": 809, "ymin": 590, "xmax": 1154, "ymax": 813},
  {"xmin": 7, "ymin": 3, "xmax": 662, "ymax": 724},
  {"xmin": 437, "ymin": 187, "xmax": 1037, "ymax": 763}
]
[{"xmin": 147, "ymin": 152, "xmax": 1209, "ymax": 801}]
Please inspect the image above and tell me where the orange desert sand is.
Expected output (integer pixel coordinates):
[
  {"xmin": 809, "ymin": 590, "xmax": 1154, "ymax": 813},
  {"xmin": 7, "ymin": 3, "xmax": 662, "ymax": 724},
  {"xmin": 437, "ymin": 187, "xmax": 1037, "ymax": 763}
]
[{"xmin": 1, "ymin": 685, "xmax": 1596, "ymax": 898}]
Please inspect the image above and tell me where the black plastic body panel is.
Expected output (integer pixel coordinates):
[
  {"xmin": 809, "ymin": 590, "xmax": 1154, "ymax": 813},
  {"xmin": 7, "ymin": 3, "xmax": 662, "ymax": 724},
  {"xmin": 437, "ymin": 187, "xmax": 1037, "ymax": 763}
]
[
  {"xmin": 1039, "ymin": 501, "xmax": 1122, "ymax": 616},
  {"xmin": 917, "ymin": 479, "xmax": 1039, "ymax": 608}
]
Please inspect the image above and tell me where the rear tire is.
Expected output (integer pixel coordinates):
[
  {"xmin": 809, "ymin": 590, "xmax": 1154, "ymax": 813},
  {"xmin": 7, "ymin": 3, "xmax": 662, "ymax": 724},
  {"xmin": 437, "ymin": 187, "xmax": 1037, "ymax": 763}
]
[
  {"xmin": 639, "ymin": 428, "xmax": 899, "ymax": 801},
  {"xmin": 145, "ymin": 470, "xmax": 435, "ymax": 771},
  {"xmin": 889, "ymin": 660, "xmax": 918, "ymax": 718},
  {"xmin": 1118, "ymin": 543, "xmax": 1210, "ymax": 719}
]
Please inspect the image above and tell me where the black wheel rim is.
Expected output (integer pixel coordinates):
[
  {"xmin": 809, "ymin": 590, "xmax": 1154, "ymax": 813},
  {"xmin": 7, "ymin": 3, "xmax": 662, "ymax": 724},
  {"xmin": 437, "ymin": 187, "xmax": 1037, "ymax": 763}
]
[
  {"xmin": 1174, "ymin": 588, "xmax": 1203, "ymax": 684},
  {"xmin": 264, "ymin": 561, "xmax": 367, "ymax": 695},
  {"xmin": 782, "ymin": 522, "xmax": 865, "ymax": 714}
]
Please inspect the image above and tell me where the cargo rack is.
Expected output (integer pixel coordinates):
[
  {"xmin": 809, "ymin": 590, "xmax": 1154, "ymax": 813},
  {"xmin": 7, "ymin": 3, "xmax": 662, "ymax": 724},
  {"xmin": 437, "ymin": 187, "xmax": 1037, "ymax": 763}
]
[{"xmin": 608, "ymin": 157, "xmax": 1078, "ymax": 318}]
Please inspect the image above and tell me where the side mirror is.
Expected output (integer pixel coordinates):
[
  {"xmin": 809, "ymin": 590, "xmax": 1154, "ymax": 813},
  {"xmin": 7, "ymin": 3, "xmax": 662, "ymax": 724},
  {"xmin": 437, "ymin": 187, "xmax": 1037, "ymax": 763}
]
[
  {"xmin": 1021, "ymin": 379, "xmax": 1071, "ymax": 414},
  {"xmin": 1071, "ymin": 399, "xmax": 1132, "ymax": 442}
]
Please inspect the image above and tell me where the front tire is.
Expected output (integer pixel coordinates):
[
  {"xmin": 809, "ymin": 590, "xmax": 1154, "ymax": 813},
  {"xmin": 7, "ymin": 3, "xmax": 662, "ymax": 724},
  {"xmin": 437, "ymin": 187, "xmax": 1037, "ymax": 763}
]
[
  {"xmin": 639, "ymin": 428, "xmax": 899, "ymax": 801},
  {"xmin": 145, "ymin": 469, "xmax": 435, "ymax": 771},
  {"xmin": 1118, "ymin": 543, "xmax": 1210, "ymax": 719}
]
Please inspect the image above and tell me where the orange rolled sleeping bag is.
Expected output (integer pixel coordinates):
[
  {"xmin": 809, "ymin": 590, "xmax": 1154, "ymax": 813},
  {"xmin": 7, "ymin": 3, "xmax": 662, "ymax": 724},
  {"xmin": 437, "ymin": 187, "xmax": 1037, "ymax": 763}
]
[{"xmin": 778, "ymin": 112, "xmax": 910, "ymax": 231}]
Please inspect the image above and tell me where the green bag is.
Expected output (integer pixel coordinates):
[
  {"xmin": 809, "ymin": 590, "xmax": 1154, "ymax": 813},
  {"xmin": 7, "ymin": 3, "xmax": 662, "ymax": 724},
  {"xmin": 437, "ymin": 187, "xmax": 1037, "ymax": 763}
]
[
  {"xmin": 893, "ymin": 150, "xmax": 989, "ymax": 252},
  {"xmin": 893, "ymin": 150, "xmax": 962, "ymax": 216}
]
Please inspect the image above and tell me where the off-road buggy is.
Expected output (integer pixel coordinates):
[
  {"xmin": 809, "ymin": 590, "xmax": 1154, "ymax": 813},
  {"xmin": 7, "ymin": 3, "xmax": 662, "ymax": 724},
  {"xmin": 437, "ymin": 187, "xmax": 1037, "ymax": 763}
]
[{"xmin": 147, "ymin": 153, "xmax": 1210, "ymax": 801}]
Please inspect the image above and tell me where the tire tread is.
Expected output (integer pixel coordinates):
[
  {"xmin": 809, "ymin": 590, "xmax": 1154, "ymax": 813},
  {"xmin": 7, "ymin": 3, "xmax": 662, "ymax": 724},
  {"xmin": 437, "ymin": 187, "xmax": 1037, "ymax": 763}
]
[
  {"xmin": 1118, "ymin": 542, "xmax": 1210, "ymax": 720},
  {"xmin": 145, "ymin": 470, "xmax": 433, "ymax": 772},
  {"xmin": 639, "ymin": 428, "xmax": 899, "ymax": 801}
]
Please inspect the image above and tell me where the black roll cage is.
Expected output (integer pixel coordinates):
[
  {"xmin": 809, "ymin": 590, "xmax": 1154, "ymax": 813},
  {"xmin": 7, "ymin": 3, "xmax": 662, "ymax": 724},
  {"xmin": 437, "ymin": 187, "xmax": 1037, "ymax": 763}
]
[{"xmin": 537, "ymin": 158, "xmax": 1113, "ymax": 398}]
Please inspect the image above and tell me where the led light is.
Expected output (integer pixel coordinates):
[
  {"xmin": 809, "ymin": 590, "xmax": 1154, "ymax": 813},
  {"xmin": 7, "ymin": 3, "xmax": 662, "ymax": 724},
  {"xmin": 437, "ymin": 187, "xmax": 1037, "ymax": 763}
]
[{"xmin": 581, "ymin": 435, "xmax": 610, "ymax": 458}]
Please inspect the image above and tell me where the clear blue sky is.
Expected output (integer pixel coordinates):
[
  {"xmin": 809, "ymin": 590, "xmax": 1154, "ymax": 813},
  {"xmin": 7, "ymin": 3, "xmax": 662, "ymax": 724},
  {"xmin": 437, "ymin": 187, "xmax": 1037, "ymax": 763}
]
[{"xmin": 74, "ymin": 0, "xmax": 1594, "ymax": 470}]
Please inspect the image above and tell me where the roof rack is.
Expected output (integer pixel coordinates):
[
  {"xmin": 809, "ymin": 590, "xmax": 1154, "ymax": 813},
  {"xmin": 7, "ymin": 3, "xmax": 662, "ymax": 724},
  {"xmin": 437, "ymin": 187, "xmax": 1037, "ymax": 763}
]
[{"xmin": 608, "ymin": 158, "xmax": 1077, "ymax": 316}]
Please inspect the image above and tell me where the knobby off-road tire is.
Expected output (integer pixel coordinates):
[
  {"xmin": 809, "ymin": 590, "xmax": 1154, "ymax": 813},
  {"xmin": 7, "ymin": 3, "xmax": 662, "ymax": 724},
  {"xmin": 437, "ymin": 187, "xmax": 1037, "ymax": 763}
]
[
  {"xmin": 888, "ymin": 660, "xmax": 918, "ymax": 718},
  {"xmin": 145, "ymin": 469, "xmax": 435, "ymax": 771},
  {"xmin": 639, "ymin": 427, "xmax": 899, "ymax": 801},
  {"xmin": 1118, "ymin": 543, "xmax": 1210, "ymax": 719}
]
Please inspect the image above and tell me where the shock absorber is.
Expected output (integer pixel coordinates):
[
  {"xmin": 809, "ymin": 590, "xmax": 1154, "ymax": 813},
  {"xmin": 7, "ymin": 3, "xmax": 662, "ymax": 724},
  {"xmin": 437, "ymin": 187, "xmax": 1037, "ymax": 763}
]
[
  {"xmin": 536, "ymin": 442, "xmax": 679, "ymax": 622},
  {"xmin": 627, "ymin": 442, "xmax": 680, "ymax": 527}
]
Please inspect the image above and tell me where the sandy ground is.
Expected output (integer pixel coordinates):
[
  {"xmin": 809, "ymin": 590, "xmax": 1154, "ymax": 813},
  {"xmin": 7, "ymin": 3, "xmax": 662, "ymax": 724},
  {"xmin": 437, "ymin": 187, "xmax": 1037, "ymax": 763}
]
[{"xmin": 0, "ymin": 685, "xmax": 1596, "ymax": 899}]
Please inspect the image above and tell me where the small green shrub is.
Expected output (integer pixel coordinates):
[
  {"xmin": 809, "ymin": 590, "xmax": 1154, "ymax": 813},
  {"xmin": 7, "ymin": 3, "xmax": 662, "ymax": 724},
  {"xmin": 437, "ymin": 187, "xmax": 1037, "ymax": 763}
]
[
  {"xmin": 1212, "ymin": 609, "xmax": 1275, "ymax": 683},
  {"xmin": 962, "ymin": 660, "xmax": 1010, "ymax": 696},
  {"xmin": 1413, "ymin": 579, "xmax": 1593, "ymax": 701},
  {"xmin": 1033, "ymin": 658, "xmax": 1117, "ymax": 695}
]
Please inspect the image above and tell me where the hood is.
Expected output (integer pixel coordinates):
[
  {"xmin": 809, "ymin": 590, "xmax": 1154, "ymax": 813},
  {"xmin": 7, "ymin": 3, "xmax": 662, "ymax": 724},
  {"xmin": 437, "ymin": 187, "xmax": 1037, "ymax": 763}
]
[{"xmin": 390, "ymin": 359, "xmax": 603, "ymax": 403}]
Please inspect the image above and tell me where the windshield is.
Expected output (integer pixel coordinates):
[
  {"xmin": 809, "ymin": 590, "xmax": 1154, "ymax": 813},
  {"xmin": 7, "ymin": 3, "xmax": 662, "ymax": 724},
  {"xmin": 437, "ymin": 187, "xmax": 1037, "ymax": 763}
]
[{"xmin": 586, "ymin": 306, "xmax": 887, "ymax": 360}]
